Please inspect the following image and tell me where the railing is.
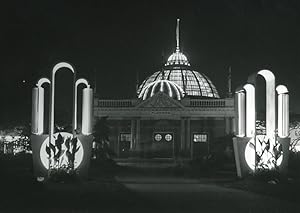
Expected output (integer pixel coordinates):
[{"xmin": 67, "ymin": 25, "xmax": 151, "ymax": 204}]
[
  {"xmin": 94, "ymin": 98, "xmax": 234, "ymax": 108},
  {"xmin": 95, "ymin": 99, "xmax": 135, "ymax": 107},
  {"xmin": 189, "ymin": 99, "xmax": 233, "ymax": 107}
]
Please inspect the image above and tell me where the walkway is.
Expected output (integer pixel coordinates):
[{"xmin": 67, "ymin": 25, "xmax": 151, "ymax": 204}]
[{"xmin": 117, "ymin": 176, "xmax": 298, "ymax": 213}]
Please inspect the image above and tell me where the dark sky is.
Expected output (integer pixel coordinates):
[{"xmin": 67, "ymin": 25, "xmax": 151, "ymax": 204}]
[{"xmin": 1, "ymin": 0, "xmax": 300, "ymax": 125}]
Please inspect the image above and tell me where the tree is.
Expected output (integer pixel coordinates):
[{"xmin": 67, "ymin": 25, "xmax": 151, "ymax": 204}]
[
  {"xmin": 92, "ymin": 117, "xmax": 113, "ymax": 160},
  {"xmin": 93, "ymin": 117, "xmax": 110, "ymax": 143},
  {"xmin": 15, "ymin": 124, "xmax": 31, "ymax": 152}
]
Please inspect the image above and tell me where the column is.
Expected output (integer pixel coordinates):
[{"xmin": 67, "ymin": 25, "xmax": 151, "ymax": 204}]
[
  {"xmin": 136, "ymin": 118, "xmax": 141, "ymax": 150},
  {"xmin": 130, "ymin": 119, "xmax": 136, "ymax": 149},
  {"xmin": 231, "ymin": 117, "xmax": 236, "ymax": 135},
  {"xmin": 276, "ymin": 85, "xmax": 289, "ymax": 138},
  {"xmin": 186, "ymin": 118, "xmax": 191, "ymax": 158},
  {"xmin": 278, "ymin": 92, "xmax": 289, "ymax": 138},
  {"xmin": 244, "ymin": 84, "xmax": 255, "ymax": 137},
  {"xmin": 180, "ymin": 118, "xmax": 185, "ymax": 152},
  {"xmin": 225, "ymin": 117, "xmax": 230, "ymax": 135},
  {"xmin": 116, "ymin": 121, "xmax": 121, "ymax": 157},
  {"xmin": 235, "ymin": 91, "xmax": 246, "ymax": 137}
]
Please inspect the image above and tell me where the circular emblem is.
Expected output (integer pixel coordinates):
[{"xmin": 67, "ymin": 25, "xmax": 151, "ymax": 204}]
[
  {"xmin": 245, "ymin": 135, "xmax": 283, "ymax": 171},
  {"xmin": 40, "ymin": 132, "xmax": 84, "ymax": 169}
]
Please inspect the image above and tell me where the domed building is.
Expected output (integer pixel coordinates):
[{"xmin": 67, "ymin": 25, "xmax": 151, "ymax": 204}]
[
  {"xmin": 94, "ymin": 19, "xmax": 235, "ymax": 159},
  {"xmin": 137, "ymin": 19, "xmax": 219, "ymax": 99}
]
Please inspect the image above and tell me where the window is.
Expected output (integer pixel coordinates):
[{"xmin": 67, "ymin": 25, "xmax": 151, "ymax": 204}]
[
  {"xmin": 120, "ymin": 133, "xmax": 131, "ymax": 142},
  {"xmin": 165, "ymin": 134, "xmax": 173, "ymax": 142},
  {"xmin": 154, "ymin": 133, "xmax": 162, "ymax": 141},
  {"xmin": 153, "ymin": 132, "xmax": 174, "ymax": 142},
  {"xmin": 193, "ymin": 133, "xmax": 208, "ymax": 143}
]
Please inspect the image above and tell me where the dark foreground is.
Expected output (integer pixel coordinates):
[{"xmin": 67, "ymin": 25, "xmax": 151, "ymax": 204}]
[{"xmin": 1, "ymin": 154, "xmax": 300, "ymax": 213}]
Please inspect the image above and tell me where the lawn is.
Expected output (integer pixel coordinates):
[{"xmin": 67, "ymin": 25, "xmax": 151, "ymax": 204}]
[
  {"xmin": 0, "ymin": 154, "xmax": 142, "ymax": 213},
  {"xmin": 1, "ymin": 153, "xmax": 300, "ymax": 212}
]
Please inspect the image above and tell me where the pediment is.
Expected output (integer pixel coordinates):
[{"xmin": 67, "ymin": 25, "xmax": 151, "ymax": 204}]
[{"xmin": 136, "ymin": 92, "xmax": 185, "ymax": 109}]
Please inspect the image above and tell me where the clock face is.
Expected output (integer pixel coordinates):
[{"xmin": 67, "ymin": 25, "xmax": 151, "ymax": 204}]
[
  {"xmin": 244, "ymin": 135, "xmax": 283, "ymax": 171},
  {"xmin": 40, "ymin": 132, "xmax": 84, "ymax": 169}
]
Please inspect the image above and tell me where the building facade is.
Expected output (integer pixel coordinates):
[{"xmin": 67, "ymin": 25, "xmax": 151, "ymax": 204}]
[{"xmin": 93, "ymin": 19, "xmax": 235, "ymax": 159}]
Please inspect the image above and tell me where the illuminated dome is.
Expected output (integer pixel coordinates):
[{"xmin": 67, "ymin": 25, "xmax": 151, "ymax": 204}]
[
  {"xmin": 138, "ymin": 79, "xmax": 184, "ymax": 100},
  {"xmin": 137, "ymin": 19, "xmax": 220, "ymax": 99},
  {"xmin": 166, "ymin": 51, "xmax": 190, "ymax": 66}
]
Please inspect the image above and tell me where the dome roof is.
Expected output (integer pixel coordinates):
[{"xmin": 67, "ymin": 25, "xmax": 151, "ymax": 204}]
[
  {"xmin": 137, "ymin": 69, "xmax": 219, "ymax": 98},
  {"xmin": 165, "ymin": 50, "xmax": 190, "ymax": 66},
  {"xmin": 137, "ymin": 19, "xmax": 220, "ymax": 99},
  {"xmin": 138, "ymin": 80, "xmax": 184, "ymax": 101}
]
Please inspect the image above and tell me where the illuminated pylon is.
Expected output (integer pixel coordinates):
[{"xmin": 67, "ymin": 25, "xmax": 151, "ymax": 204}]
[
  {"xmin": 234, "ymin": 69, "xmax": 289, "ymax": 174},
  {"xmin": 30, "ymin": 62, "xmax": 94, "ymax": 179}
]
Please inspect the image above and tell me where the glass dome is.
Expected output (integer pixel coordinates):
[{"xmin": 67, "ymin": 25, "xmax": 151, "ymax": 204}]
[
  {"xmin": 165, "ymin": 51, "xmax": 190, "ymax": 66},
  {"xmin": 137, "ymin": 69, "xmax": 219, "ymax": 98},
  {"xmin": 138, "ymin": 79, "xmax": 185, "ymax": 100},
  {"xmin": 137, "ymin": 19, "xmax": 220, "ymax": 99}
]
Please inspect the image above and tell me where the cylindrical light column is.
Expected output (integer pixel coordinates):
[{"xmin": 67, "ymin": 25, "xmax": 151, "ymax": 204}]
[
  {"xmin": 243, "ymin": 84, "xmax": 256, "ymax": 137},
  {"xmin": 82, "ymin": 87, "xmax": 93, "ymax": 135},
  {"xmin": 32, "ymin": 78, "xmax": 50, "ymax": 135},
  {"xmin": 282, "ymin": 93, "xmax": 289, "ymax": 137},
  {"xmin": 74, "ymin": 78, "xmax": 89, "ymax": 131},
  {"xmin": 276, "ymin": 85, "xmax": 289, "ymax": 138},
  {"xmin": 236, "ymin": 91, "xmax": 246, "ymax": 137},
  {"xmin": 31, "ymin": 87, "xmax": 39, "ymax": 134},
  {"xmin": 37, "ymin": 87, "xmax": 45, "ymax": 134}
]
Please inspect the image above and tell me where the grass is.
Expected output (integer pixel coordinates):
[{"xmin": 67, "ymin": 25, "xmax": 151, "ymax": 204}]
[
  {"xmin": 1, "ymin": 153, "xmax": 300, "ymax": 212},
  {"xmin": 0, "ymin": 154, "xmax": 141, "ymax": 213},
  {"xmin": 221, "ymin": 166, "xmax": 300, "ymax": 203}
]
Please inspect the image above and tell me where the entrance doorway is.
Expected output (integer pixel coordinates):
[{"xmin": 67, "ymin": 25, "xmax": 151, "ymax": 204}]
[
  {"xmin": 152, "ymin": 132, "xmax": 174, "ymax": 158},
  {"xmin": 119, "ymin": 133, "xmax": 131, "ymax": 158}
]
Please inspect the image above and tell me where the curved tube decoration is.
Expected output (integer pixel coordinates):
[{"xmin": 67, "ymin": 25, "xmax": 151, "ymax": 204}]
[{"xmin": 49, "ymin": 62, "xmax": 76, "ymax": 146}]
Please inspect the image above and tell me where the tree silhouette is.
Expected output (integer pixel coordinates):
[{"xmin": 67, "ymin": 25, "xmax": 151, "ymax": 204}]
[
  {"xmin": 92, "ymin": 117, "xmax": 113, "ymax": 160},
  {"xmin": 93, "ymin": 117, "xmax": 110, "ymax": 143}
]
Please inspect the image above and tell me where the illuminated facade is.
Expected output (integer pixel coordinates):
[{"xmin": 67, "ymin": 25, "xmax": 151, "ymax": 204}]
[{"xmin": 94, "ymin": 19, "xmax": 235, "ymax": 159}]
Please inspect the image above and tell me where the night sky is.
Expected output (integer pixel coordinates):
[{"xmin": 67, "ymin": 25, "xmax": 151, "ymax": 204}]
[{"xmin": 1, "ymin": 0, "xmax": 300, "ymax": 126}]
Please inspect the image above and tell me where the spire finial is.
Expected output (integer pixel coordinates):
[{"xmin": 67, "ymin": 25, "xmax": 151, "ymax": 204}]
[
  {"xmin": 161, "ymin": 51, "xmax": 165, "ymax": 80},
  {"xmin": 176, "ymin": 18, "xmax": 180, "ymax": 52},
  {"xmin": 227, "ymin": 66, "xmax": 232, "ymax": 98},
  {"xmin": 94, "ymin": 69, "xmax": 97, "ymax": 96},
  {"xmin": 136, "ymin": 70, "xmax": 139, "ymax": 92}
]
